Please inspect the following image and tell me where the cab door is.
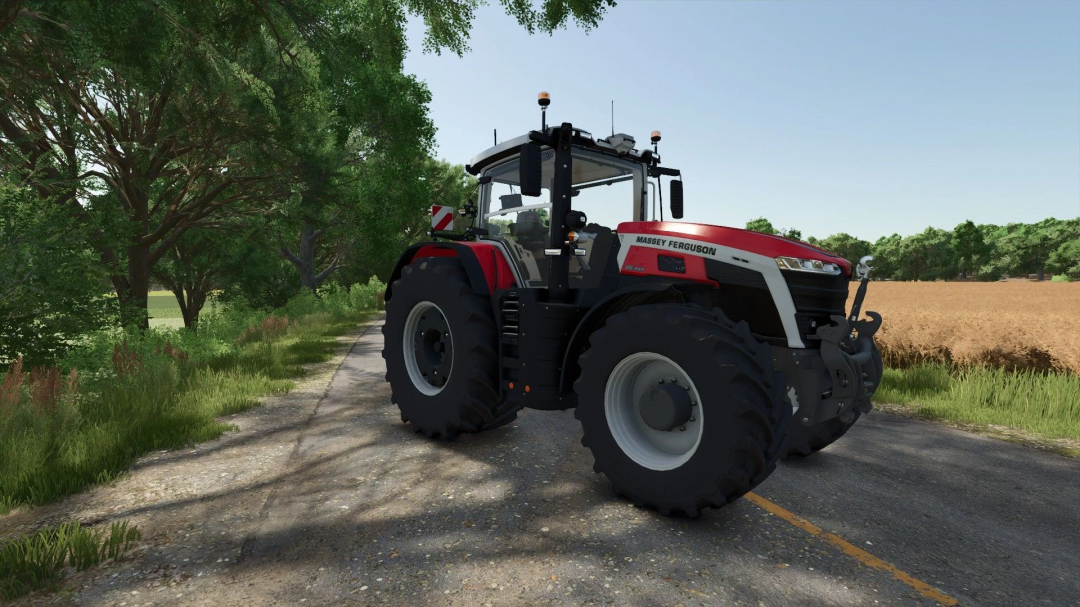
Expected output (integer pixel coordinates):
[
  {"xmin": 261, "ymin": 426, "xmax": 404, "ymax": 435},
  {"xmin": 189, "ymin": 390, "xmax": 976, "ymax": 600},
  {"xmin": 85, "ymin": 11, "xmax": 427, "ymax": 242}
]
[{"xmin": 479, "ymin": 152, "xmax": 555, "ymax": 288}]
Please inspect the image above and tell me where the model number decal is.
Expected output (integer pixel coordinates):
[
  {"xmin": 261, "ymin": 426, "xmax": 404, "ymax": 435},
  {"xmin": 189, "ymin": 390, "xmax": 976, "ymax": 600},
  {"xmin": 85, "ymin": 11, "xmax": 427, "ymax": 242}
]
[{"xmin": 634, "ymin": 235, "xmax": 717, "ymax": 257}]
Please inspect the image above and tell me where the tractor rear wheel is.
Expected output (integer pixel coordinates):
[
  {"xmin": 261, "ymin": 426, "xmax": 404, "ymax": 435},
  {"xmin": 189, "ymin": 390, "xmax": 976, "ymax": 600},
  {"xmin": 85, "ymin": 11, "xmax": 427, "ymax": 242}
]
[
  {"xmin": 574, "ymin": 305, "xmax": 791, "ymax": 517},
  {"xmin": 382, "ymin": 257, "xmax": 517, "ymax": 439}
]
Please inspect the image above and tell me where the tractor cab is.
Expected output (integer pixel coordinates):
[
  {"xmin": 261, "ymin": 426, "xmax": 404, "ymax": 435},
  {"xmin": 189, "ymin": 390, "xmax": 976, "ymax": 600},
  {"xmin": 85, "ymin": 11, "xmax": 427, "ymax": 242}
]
[{"xmin": 464, "ymin": 93, "xmax": 684, "ymax": 299}]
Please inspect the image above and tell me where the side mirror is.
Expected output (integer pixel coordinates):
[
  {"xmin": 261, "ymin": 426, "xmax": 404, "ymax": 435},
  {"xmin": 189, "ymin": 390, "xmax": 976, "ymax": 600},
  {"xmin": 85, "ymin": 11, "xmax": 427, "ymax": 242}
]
[
  {"xmin": 670, "ymin": 180, "xmax": 684, "ymax": 219},
  {"xmin": 519, "ymin": 143, "xmax": 542, "ymax": 197}
]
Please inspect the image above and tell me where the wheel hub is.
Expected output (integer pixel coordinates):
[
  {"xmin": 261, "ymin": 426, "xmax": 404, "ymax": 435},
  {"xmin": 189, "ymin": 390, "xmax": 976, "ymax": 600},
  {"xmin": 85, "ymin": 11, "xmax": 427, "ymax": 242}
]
[
  {"xmin": 639, "ymin": 383, "xmax": 693, "ymax": 431},
  {"xmin": 403, "ymin": 301, "xmax": 454, "ymax": 395},
  {"xmin": 604, "ymin": 352, "xmax": 704, "ymax": 471}
]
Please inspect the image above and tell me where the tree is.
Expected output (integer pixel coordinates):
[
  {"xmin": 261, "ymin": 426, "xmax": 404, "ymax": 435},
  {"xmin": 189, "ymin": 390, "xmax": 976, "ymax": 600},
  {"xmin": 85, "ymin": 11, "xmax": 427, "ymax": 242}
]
[
  {"xmin": 1, "ymin": 0, "xmax": 616, "ymax": 326},
  {"xmin": 1046, "ymin": 219, "xmax": 1080, "ymax": 280},
  {"xmin": 151, "ymin": 230, "xmax": 237, "ymax": 329},
  {"xmin": 746, "ymin": 217, "xmax": 778, "ymax": 234},
  {"xmin": 990, "ymin": 219, "xmax": 1068, "ymax": 281},
  {"xmin": 341, "ymin": 157, "xmax": 477, "ymax": 285},
  {"xmin": 897, "ymin": 227, "xmax": 954, "ymax": 281},
  {"xmin": 951, "ymin": 220, "xmax": 988, "ymax": 279},
  {"xmin": 815, "ymin": 233, "xmax": 873, "ymax": 267},
  {"xmin": 0, "ymin": 2, "xmax": 304, "ymax": 326},
  {"xmin": 871, "ymin": 234, "xmax": 903, "ymax": 280}
]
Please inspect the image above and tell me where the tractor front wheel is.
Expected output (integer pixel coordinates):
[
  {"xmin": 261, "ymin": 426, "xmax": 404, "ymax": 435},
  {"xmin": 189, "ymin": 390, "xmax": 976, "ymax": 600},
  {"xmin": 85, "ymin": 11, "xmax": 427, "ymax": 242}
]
[{"xmin": 574, "ymin": 305, "xmax": 791, "ymax": 517}]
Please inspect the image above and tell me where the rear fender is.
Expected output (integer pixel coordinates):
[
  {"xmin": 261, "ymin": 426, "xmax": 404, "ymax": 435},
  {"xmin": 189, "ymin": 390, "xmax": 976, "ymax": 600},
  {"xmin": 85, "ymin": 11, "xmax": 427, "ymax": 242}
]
[{"xmin": 385, "ymin": 242, "xmax": 516, "ymax": 301}]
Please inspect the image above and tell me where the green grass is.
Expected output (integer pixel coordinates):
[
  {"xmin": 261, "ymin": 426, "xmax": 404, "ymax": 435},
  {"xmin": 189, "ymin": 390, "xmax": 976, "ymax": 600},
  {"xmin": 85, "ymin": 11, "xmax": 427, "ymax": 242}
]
[
  {"xmin": 877, "ymin": 363, "xmax": 1080, "ymax": 440},
  {"xmin": 0, "ymin": 309, "xmax": 374, "ymax": 511},
  {"xmin": 0, "ymin": 520, "xmax": 139, "ymax": 600}
]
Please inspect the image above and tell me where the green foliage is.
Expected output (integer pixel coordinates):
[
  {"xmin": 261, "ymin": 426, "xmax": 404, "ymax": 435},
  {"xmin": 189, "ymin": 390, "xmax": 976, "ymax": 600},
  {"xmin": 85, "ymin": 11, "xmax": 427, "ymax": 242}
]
[
  {"xmin": 1, "ymin": 283, "xmax": 383, "ymax": 510},
  {"xmin": 878, "ymin": 363, "xmax": 1080, "ymax": 440},
  {"xmin": 0, "ymin": 520, "xmax": 140, "ymax": 600},
  {"xmin": 951, "ymin": 220, "xmax": 988, "ymax": 278},
  {"xmin": 814, "ymin": 233, "xmax": 873, "ymax": 266},
  {"xmin": 898, "ymin": 227, "xmax": 956, "ymax": 281},
  {"xmin": 745, "ymin": 217, "xmax": 778, "ymax": 235},
  {"xmin": 0, "ymin": 180, "xmax": 115, "ymax": 365},
  {"xmin": 1046, "ymin": 227, "xmax": 1080, "ymax": 280},
  {"xmin": 745, "ymin": 217, "xmax": 800, "ymax": 241}
]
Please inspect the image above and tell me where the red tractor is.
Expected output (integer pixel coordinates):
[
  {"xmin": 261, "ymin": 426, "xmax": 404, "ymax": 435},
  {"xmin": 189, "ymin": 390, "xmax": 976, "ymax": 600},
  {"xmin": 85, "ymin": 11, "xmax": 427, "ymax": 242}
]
[{"xmin": 383, "ymin": 94, "xmax": 882, "ymax": 517}]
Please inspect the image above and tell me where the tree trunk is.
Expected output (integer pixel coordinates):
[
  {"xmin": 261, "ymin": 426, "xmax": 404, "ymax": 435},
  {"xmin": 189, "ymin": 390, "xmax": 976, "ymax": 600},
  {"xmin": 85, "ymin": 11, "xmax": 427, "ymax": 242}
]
[
  {"xmin": 281, "ymin": 221, "xmax": 340, "ymax": 292},
  {"xmin": 296, "ymin": 222, "xmax": 318, "ymax": 291},
  {"xmin": 116, "ymin": 244, "xmax": 151, "ymax": 329},
  {"xmin": 165, "ymin": 277, "xmax": 210, "ymax": 330},
  {"xmin": 1037, "ymin": 266, "xmax": 1045, "ymax": 282},
  {"xmin": 0, "ymin": 0, "xmax": 24, "ymax": 32}
]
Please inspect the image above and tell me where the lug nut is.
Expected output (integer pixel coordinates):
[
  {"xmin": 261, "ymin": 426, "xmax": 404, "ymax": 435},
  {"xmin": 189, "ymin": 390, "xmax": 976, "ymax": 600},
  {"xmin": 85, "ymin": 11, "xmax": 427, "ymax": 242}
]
[
  {"xmin": 670, "ymin": 378, "xmax": 678, "ymax": 383},
  {"xmin": 688, "ymin": 416, "xmax": 696, "ymax": 422},
  {"xmin": 657, "ymin": 379, "xmax": 665, "ymax": 384},
  {"xmin": 679, "ymin": 426, "xmax": 687, "ymax": 432}
]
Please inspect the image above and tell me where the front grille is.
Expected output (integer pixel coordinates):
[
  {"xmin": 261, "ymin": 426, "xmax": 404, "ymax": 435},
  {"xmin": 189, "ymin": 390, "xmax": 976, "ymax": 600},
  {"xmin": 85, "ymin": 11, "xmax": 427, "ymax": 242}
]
[{"xmin": 782, "ymin": 271, "xmax": 849, "ymax": 342}]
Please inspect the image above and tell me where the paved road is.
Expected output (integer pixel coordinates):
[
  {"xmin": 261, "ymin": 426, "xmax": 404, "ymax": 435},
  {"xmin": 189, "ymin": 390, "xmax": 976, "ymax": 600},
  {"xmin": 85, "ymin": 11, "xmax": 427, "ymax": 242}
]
[
  {"xmin": 37, "ymin": 319, "xmax": 1080, "ymax": 606},
  {"xmin": 229, "ymin": 319, "xmax": 1080, "ymax": 606}
]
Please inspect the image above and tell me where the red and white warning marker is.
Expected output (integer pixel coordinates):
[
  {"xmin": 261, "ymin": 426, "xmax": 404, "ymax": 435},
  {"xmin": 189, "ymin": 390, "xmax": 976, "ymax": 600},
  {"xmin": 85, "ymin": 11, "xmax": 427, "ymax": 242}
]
[{"xmin": 431, "ymin": 205, "xmax": 455, "ymax": 231}]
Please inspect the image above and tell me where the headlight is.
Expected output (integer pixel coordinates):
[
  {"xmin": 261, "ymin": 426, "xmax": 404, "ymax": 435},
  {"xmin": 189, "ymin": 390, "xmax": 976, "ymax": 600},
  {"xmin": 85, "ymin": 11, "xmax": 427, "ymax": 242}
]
[{"xmin": 775, "ymin": 256, "xmax": 842, "ymax": 275}]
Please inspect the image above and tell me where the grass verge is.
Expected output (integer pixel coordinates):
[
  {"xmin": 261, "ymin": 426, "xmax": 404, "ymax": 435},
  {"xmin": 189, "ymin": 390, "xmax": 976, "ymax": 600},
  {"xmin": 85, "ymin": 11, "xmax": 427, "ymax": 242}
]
[
  {"xmin": 1, "ymin": 288, "xmax": 380, "ymax": 513},
  {"xmin": 0, "ymin": 520, "xmax": 140, "ymax": 600},
  {"xmin": 877, "ymin": 363, "xmax": 1080, "ymax": 454}
]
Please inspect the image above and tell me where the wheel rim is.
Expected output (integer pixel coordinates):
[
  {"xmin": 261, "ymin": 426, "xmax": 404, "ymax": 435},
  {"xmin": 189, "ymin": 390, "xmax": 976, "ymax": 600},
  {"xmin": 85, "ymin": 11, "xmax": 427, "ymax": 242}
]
[
  {"xmin": 604, "ymin": 352, "xmax": 704, "ymax": 471},
  {"xmin": 403, "ymin": 301, "xmax": 454, "ymax": 395}
]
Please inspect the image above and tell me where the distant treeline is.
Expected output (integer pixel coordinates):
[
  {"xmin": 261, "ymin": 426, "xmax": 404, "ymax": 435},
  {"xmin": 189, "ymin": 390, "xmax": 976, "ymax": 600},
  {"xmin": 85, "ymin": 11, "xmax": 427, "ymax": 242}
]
[{"xmin": 745, "ymin": 217, "xmax": 1080, "ymax": 282}]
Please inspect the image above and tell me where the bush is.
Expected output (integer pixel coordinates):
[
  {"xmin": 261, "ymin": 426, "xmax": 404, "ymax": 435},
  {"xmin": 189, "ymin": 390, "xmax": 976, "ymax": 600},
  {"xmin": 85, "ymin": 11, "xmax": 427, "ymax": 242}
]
[
  {"xmin": 1050, "ymin": 275, "xmax": 1072, "ymax": 283},
  {"xmin": 0, "ymin": 181, "xmax": 116, "ymax": 366}
]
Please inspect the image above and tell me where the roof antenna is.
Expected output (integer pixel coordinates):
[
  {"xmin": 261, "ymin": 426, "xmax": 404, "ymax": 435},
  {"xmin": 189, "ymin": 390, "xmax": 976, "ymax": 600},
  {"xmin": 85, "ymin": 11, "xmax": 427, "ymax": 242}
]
[
  {"xmin": 493, "ymin": 129, "xmax": 497, "ymax": 146},
  {"xmin": 611, "ymin": 100, "xmax": 614, "ymax": 136}
]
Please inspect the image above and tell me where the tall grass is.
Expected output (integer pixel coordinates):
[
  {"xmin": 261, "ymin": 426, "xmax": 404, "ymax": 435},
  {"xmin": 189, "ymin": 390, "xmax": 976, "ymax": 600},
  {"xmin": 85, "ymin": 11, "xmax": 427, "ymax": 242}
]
[
  {"xmin": 0, "ymin": 520, "xmax": 140, "ymax": 600},
  {"xmin": 0, "ymin": 279, "xmax": 384, "ymax": 514},
  {"xmin": 877, "ymin": 363, "xmax": 1080, "ymax": 439}
]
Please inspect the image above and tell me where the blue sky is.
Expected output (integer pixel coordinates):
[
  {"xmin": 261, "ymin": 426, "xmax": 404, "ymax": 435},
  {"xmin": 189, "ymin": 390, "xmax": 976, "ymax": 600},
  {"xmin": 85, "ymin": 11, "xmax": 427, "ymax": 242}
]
[{"xmin": 403, "ymin": 0, "xmax": 1080, "ymax": 241}]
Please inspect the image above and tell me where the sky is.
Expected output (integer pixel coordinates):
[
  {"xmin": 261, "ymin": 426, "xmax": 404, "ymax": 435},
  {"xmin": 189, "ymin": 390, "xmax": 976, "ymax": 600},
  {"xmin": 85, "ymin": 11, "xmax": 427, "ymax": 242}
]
[{"xmin": 403, "ymin": 0, "xmax": 1080, "ymax": 242}]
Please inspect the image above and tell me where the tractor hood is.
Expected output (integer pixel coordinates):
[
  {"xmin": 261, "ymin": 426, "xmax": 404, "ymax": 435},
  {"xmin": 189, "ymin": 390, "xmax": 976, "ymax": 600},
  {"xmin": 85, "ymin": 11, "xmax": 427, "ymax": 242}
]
[{"xmin": 616, "ymin": 221, "xmax": 853, "ymax": 276}]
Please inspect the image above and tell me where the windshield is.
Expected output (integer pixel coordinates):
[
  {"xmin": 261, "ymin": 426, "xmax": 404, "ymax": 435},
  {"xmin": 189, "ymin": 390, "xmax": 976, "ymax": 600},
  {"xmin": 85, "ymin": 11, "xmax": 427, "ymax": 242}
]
[{"xmin": 480, "ymin": 147, "xmax": 646, "ymax": 232}]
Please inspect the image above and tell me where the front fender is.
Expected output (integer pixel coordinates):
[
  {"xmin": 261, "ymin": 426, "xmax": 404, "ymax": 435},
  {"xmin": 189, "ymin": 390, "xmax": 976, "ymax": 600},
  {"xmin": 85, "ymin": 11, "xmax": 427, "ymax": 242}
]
[{"xmin": 557, "ymin": 283, "xmax": 685, "ymax": 396}]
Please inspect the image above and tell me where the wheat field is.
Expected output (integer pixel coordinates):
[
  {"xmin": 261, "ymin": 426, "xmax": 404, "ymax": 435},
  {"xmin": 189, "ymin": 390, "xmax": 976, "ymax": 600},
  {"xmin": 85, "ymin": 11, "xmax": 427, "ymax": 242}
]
[{"xmin": 850, "ymin": 281, "xmax": 1080, "ymax": 374}]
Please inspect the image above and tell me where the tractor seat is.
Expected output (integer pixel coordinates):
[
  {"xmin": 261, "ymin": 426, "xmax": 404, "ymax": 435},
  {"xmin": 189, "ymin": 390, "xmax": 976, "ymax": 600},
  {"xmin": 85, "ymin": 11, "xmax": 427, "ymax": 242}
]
[{"xmin": 515, "ymin": 210, "xmax": 547, "ymax": 248}]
